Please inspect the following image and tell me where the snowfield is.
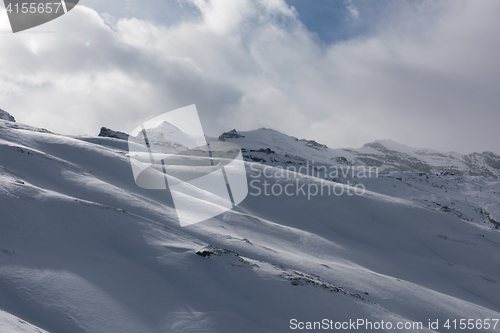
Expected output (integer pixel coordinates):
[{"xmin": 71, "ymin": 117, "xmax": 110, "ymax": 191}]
[
  {"xmin": 1, "ymin": 119, "xmax": 499, "ymax": 332},
  {"xmin": 0, "ymin": 309, "xmax": 48, "ymax": 333}
]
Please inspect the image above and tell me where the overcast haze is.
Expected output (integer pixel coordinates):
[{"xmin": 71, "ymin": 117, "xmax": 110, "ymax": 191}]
[{"xmin": 0, "ymin": 0, "xmax": 499, "ymax": 154}]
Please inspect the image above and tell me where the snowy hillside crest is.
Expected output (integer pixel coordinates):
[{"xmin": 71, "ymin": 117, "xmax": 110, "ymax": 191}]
[
  {"xmin": 219, "ymin": 128, "xmax": 500, "ymax": 179},
  {"xmin": 0, "ymin": 108, "xmax": 15, "ymax": 122}
]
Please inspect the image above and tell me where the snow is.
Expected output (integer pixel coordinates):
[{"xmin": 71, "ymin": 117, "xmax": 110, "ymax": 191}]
[
  {"xmin": 1, "ymin": 120, "xmax": 500, "ymax": 332},
  {"xmin": 0, "ymin": 109, "xmax": 15, "ymax": 122},
  {"xmin": 0, "ymin": 309, "xmax": 49, "ymax": 333},
  {"xmin": 221, "ymin": 127, "xmax": 500, "ymax": 177}
]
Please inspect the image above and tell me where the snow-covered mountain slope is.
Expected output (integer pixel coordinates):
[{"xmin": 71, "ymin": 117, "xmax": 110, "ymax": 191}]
[
  {"xmin": 219, "ymin": 128, "xmax": 500, "ymax": 178},
  {"xmin": 0, "ymin": 309, "xmax": 49, "ymax": 333},
  {"xmin": 220, "ymin": 128, "xmax": 500, "ymax": 230},
  {"xmin": 0, "ymin": 109, "xmax": 15, "ymax": 122},
  {"xmin": 129, "ymin": 120, "xmax": 206, "ymax": 154},
  {"xmin": 358, "ymin": 171, "xmax": 500, "ymax": 229},
  {"xmin": 1, "ymin": 119, "xmax": 500, "ymax": 333}
]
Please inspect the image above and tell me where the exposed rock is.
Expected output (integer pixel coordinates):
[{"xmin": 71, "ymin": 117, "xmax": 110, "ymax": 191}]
[
  {"xmin": 0, "ymin": 109, "xmax": 15, "ymax": 122},
  {"xmin": 217, "ymin": 128, "xmax": 500, "ymax": 178},
  {"xmin": 250, "ymin": 148, "xmax": 275, "ymax": 154},
  {"xmin": 297, "ymin": 139, "xmax": 328, "ymax": 150},
  {"xmin": 348, "ymin": 140, "xmax": 500, "ymax": 178},
  {"xmin": 218, "ymin": 129, "xmax": 245, "ymax": 141},
  {"xmin": 98, "ymin": 127, "xmax": 129, "ymax": 140},
  {"xmin": 334, "ymin": 156, "xmax": 350, "ymax": 165}
]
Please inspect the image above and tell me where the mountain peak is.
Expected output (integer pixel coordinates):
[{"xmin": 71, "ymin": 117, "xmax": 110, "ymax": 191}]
[
  {"xmin": 363, "ymin": 139, "xmax": 419, "ymax": 153},
  {"xmin": 218, "ymin": 129, "xmax": 245, "ymax": 141}
]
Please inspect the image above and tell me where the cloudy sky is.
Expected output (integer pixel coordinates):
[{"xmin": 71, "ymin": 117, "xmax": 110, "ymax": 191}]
[{"xmin": 0, "ymin": 0, "xmax": 499, "ymax": 154}]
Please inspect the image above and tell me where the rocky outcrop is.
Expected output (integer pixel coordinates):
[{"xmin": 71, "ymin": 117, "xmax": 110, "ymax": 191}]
[
  {"xmin": 98, "ymin": 127, "xmax": 128, "ymax": 140},
  {"xmin": 346, "ymin": 140, "xmax": 500, "ymax": 178},
  {"xmin": 218, "ymin": 129, "xmax": 245, "ymax": 141},
  {"xmin": 0, "ymin": 109, "xmax": 15, "ymax": 122},
  {"xmin": 304, "ymin": 140, "xmax": 328, "ymax": 150}
]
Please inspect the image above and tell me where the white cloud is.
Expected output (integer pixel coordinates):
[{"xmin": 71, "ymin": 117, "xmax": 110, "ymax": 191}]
[
  {"xmin": 344, "ymin": 0, "xmax": 359, "ymax": 20},
  {"xmin": 0, "ymin": 0, "xmax": 499, "ymax": 154}
]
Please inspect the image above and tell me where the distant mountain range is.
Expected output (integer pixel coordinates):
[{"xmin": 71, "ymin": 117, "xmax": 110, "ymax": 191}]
[
  {"xmin": 100, "ymin": 125, "xmax": 500, "ymax": 178},
  {"xmin": 221, "ymin": 128, "xmax": 500, "ymax": 178}
]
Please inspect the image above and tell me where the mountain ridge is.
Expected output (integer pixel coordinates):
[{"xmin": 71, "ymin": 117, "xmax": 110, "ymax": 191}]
[
  {"xmin": 218, "ymin": 128, "xmax": 500, "ymax": 178},
  {"xmin": 98, "ymin": 124, "xmax": 500, "ymax": 177}
]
